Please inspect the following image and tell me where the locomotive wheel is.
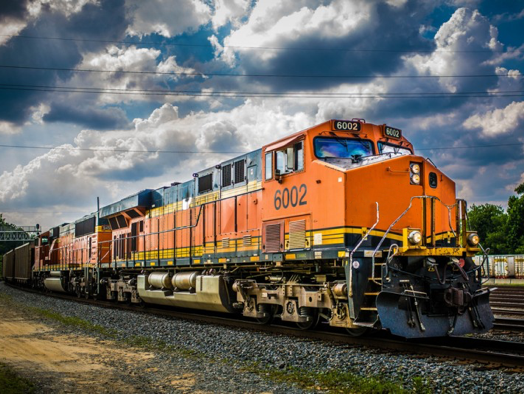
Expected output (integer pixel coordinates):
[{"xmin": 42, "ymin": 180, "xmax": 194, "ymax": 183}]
[
  {"xmin": 296, "ymin": 310, "xmax": 320, "ymax": 330},
  {"xmin": 346, "ymin": 327, "xmax": 368, "ymax": 337},
  {"xmin": 255, "ymin": 305, "xmax": 276, "ymax": 325}
]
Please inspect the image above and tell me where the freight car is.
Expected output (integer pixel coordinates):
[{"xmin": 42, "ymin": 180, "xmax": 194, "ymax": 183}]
[
  {"xmin": 14, "ymin": 243, "xmax": 34, "ymax": 284},
  {"xmin": 473, "ymin": 254, "xmax": 524, "ymax": 279},
  {"xmin": 25, "ymin": 119, "xmax": 493, "ymax": 338},
  {"xmin": 2, "ymin": 243, "xmax": 34, "ymax": 284},
  {"xmin": 2, "ymin": 249, "xmax": 15, "ymax": 282}
]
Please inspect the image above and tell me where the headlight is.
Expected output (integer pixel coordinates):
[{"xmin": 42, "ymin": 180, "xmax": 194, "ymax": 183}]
[
  {"xmin": 408, "ymin": 230, "xmax": 422, "ymax": 245},
  {"xmin": 467, "ymin": 233, "xmax": 480, "ymax": 246},
  {"xmin": 410, "ymin": 163, "xmax": 420, "ymax": 174},
  {"xmin": 410, "ymin": 162, "xmax": 421, "ymax": 185},
  {"xmin": 410, "ymin": 174, "xmax": 421, "ymax": 185}
]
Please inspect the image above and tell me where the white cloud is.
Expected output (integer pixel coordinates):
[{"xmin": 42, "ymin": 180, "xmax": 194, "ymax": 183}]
[
  {"xmin": 86, "ymin": 45, "xmax": 162, "ymax": 71},
  {"xmin": 218, "ymin": 0, "xmax": 372, "ymax": 66},
  {"xmin": 30, "ymin": 103, "xmax": 51, "ymax": 125},
  {"xmin": 385, "ymin": 0, "xmax": 408, "ymax": 8},
  {"xmin": 492, "ymin": 9, "xmax": 524, "ymax": 23},
  {"xmin": 0, "ymin": 121, "xmax": 22, "ymax": 134},
  {"xmin": 0, "ymin": 144, "xmax": 92, "ymax": 203},
  {"xmin": 212, "ymin": 0, "xmax": 251, "ymax": 31},
  {"xmin": 0, "ymin": 20, "xmax": 27, "ymax": 46},
  {"xmin": 484, "ymin": 43, "xmax": 524, "ymax": 66},
  {"xmin": 404, "ymin": 8, "xmax": 502, "ymax": 93},
  {"xmin": 126, "ymin": 0, "xmax": 212, "ymax": 37},
  {"xmin": 463, "ymin": 101, "xmax": 524, "ymax": 136},
  {"xmin": 72, "ymin": 45, "xmax": 197, "ymax": 104},
  {"xmin": 133, "ymin": 103, "xmax": 180, "ymax": 131}
]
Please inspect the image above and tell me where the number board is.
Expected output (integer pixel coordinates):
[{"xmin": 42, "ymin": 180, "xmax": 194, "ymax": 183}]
[
  {"xmin": 383, "ymin": 125, "xmax": 402, "ymax": 139},
  {"xmin": 332, "ymin": 120, "xmax": 361, "ymax": 132}
]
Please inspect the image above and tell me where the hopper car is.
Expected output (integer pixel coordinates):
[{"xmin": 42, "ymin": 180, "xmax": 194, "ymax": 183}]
[
  {"xmin": 4, "ymin": 119, "xmax": 494, "ymax": 338},
  {"xmin": 2, "ymin": 243, "xmax": 34, "ymax": 284}
]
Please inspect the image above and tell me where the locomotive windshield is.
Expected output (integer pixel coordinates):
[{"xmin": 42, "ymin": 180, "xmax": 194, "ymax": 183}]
[
  {"xmin": 314, "ymin": 137, "xmax": 374, "ymax": 159},
  {"xmin": 378, "ymin": 142, "xmax": 412, "ymax": 156}
]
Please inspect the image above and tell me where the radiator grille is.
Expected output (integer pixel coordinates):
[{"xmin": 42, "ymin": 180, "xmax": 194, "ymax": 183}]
[
  {"xmin": 243, "ymin": 235, "xmax": 252, "ymax": 247},
  {"xmin": 234, "ymin": 160, "xmax": 245, "ymax": 184},
  {"xmin": 222, "ymin": 238, "xmax": 230, "ymax": 249},
  {"xmin": 289, "ymin": 220, "xmax": 306, "ymax": 250},
  {"xmin": 222, "ymin": 165, "xmax": 232, "ymax": 187},
  {"xmin": 264, "ymin": 223, "xmax": 282, "ymax": 253}
]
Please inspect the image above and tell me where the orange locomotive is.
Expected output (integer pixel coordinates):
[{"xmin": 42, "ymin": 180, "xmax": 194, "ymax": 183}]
[{"xmin": 30, "ymin": 119, "xmax": 493, "ymax": 338}]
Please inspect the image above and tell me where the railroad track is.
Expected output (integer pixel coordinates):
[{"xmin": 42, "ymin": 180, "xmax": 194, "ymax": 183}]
[
  {"xmin": 489, "ymin": 286, "xmax": 524, "ymax": 330},
  {"xmin": 494, "ymin": 317, "xmax": 524, "ymax": 332},
  {"xmin": 6, "ymin": 284, "xmax": 524, "ymax": 369}
]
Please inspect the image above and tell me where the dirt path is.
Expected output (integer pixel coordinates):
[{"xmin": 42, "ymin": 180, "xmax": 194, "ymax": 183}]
[{"xmin": 0, "ymin": 300, "xmax": 204, "ymax": 393}]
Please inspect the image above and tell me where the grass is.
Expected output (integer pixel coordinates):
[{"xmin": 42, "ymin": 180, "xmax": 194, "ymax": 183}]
[
  {"xmin": 0, "ymin": 363, "xmax": 35, "ymax": 394},
  {"xmin": 28, "ymin": 307, "xmax": 118, "ymax": 338},
  {"xmin": 242, "ymin": 364, "xmax": 434, "ymax": 393}
]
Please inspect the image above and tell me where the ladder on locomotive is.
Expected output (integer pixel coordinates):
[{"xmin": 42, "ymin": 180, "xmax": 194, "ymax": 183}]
[{"xmin": 353, "ymin": 262, "xmax": 383, "ymax": 327}]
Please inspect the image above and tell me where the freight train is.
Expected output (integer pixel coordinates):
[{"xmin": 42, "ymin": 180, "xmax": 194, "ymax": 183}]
[{"xmin": 2, "ymin": 119, "xmax": 494, "ymax": 338}]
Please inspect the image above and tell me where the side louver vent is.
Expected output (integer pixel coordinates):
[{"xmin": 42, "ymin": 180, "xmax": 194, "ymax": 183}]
[
  {"xmin": 234, "ymin": 160, "xmax": 245, "ymax": 184},
  {"xmin": 222, "ymin": 238, "xmax": 230, "ymax": 249},
  {"xmin": 222, "ymin": 165, "xmax": 232, "ymax": 187},
  {"xmin": 264, "ymin": 223, "xmax": 282, "ymax": 253},
  {"xmin": 243, "ymin": 235, "xmax": 252, "ymax": 246},
  {"xmin": 289, "ymin": 220, "xmax": 306, "ymax": 250}
]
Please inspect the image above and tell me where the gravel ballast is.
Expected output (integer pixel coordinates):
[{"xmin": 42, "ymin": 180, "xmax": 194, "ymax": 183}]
[{"xmin": 1, "ymin": 282, "xmax": 524, "ymax": 393}]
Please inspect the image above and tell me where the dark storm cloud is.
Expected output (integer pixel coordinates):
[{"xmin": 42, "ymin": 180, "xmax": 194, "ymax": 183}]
[
  {"xmin": 0, "ymin": 0, "xmax": 130, "ymax": 127},
  {"xmin": 43, "ymin": 103, "xmax": 131, "ymax": 130},
  {"xmin": 0, "ymin": 0, "xmax": 29, "ymax": 21}
]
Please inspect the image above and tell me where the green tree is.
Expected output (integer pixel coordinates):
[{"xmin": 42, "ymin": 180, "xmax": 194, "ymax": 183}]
[
  {"xmin": 506, "ymin": 183, "xmax": 524, "ymax": 253},
  {"xmin": 467, "ymin": 204, "xmax": 508, "ymax": 254}
]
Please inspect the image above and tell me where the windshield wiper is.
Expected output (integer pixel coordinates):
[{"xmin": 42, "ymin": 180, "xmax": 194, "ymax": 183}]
[{"xmin": 329, "ymin": 132, "xmax": 349, "ymax": 150}]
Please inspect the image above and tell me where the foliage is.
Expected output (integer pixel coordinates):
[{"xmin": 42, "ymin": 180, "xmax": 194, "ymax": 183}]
[
  {"xmin": 468, "ymin": 182, "xmax": 524, "ymax": 254},
  {"xmin": 506, "ymin": 184, "xmax": 524, "ymax": 253},
  {"xmin": 467, "ymin": 204, "xmax": 508, "ymax": 254}
]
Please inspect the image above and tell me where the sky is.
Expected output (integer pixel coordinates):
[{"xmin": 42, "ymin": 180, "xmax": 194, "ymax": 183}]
[{"xmin": 0, "ymin": 0, "xmax": 523, "ymax": 229}]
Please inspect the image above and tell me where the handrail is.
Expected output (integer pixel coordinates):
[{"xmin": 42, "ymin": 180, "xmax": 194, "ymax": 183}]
[
  {"xmin": 349, "ymin": 202, "xmax": 379, "ymax": 297},
  {"xmin": 478, "ymin": 243, "xmax": 491, "ymax": 284}
]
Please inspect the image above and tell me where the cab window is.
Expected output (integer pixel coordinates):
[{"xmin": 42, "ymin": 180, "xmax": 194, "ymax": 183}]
[
  {"xmin": 378, "ymin": 142, "xmax": 412, "ymax": 156},
  {"xmin": 275, "ymin": 141, "xmax": 303, "ymax": 175},
  {"xmin": 265, "ymin": 152, "xmax": 273, "ymax": 180}
]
